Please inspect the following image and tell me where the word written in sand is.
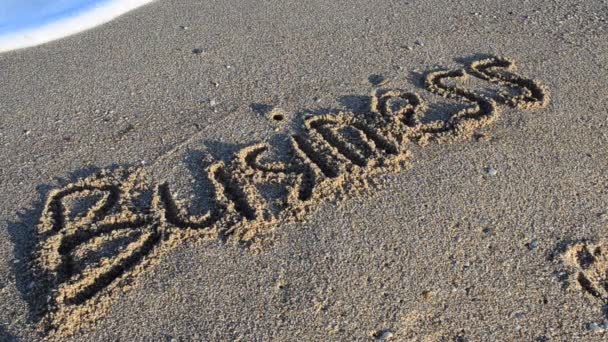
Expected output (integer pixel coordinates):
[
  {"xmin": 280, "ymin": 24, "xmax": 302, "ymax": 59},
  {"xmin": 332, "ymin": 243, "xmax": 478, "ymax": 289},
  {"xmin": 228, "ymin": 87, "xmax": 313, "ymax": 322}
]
[{"xmin": 27, "ymin": 56, "xmax": 548, "ymax": 337}]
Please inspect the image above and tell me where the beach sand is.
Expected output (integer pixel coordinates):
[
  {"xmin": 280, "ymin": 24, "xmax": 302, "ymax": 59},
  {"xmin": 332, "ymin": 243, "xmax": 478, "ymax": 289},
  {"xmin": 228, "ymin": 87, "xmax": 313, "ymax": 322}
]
[{"xmin": 1, "ymin": 0, "xmax": 608, "ymax": 340}]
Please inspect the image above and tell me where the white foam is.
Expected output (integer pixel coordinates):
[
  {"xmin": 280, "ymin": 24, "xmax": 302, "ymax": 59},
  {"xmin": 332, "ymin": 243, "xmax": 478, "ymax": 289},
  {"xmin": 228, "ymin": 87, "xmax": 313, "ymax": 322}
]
[{"xmin": 0, "ymin": 0, "xmax": 155, "ymax": 53}]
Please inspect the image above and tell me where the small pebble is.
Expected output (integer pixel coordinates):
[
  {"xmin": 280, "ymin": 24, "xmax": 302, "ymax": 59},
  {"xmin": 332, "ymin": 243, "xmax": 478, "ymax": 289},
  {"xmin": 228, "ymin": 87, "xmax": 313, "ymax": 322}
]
[
  {"xmin": 23, "ymin": 130, "xmax": 30, "ymax": 135},
  {"xmin": 485, "ymin": 167, "xmax": 498, "ymax": 176},
  {"xmin": 180, "ymin": 25, "xmax": 189, "ymax": 30},
  {"xmin": 225, "ymin": 65, "xmax": 232, "ymax": 69},
  {"xmin": 527, "ymin": 239, "xmax": 539, "ymax": 250},
  {"xmin": 415, "ymin": 40, "xmax": 424, "ymax": 46},
  {"xmin": 192, "ymin": 48, "xmax": 205, "ymax": 55},
  {"xmin": 587, "ymin": 322, "xmax": 602, "ymax": 332},
  {"xmin": 209, "ymin": 99, "xmax": 217, "ymax": 107},
  {"xmin": 374, "ymin": 330, "xmax": 394, "ymax": 340}
]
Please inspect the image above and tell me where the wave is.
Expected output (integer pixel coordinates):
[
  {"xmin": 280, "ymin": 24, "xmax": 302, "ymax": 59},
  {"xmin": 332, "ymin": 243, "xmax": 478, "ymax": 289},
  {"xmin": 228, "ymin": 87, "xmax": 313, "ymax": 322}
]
[{"xmin": 0, "ymin": 0, "xmax": 155, "ymax": 53}]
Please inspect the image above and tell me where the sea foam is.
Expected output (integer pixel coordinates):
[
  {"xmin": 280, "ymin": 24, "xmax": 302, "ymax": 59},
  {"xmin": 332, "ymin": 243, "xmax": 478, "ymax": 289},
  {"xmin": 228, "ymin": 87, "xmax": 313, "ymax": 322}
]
[{"xmin": 0, "ymin": 0, "xmax": 155, "ymax": 53}]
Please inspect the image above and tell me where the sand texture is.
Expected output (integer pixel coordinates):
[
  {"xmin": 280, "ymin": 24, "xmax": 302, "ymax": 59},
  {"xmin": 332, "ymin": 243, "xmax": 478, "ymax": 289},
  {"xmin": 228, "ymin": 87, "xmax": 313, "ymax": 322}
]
[{"xmin": 1, "ymin": 0, "xmax": 608, "ymax": 340}]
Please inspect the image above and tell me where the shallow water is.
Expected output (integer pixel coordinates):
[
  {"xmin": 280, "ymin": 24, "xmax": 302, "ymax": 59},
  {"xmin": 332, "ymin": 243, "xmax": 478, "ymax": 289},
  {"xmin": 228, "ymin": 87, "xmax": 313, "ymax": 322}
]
[{"xmin": 0, "ymin": 0, "xmax": 154, "ymax": 52}]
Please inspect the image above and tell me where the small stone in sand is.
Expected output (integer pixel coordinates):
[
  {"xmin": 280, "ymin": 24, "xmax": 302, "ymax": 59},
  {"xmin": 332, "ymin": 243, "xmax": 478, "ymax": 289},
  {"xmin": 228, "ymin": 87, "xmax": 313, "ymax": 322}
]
[
  {"xmin": 192, "ymin": 48, "xmax": 205, "ymax": 55},
  {"xmin": 209, "ymin": 99, "xmax": 217, "ymax": 107},
  {"xmin": 587, "ymin": 322, "xmax": 602, "ymax": 332},
  {"xmin": 527, "ymin": 239, "xmax": 538, "ymax": 250},
  {"xmin": 485, "ymin": 167, "xmax": 498, "ymax": 176},
  {"xmin": 373, "ymin": 330, "xmax": 394, "ymax": 340},
  {"xmin": 415, "ymin": 40, "xmax": 424, "ymax": 46}
]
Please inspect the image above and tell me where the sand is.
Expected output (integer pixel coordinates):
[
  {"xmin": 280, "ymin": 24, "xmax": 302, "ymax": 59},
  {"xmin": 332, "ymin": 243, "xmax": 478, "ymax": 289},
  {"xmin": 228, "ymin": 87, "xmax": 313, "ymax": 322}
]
[{"xmin": 1, "ymin": 0, "xmax": 607, "ymax": 340}]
